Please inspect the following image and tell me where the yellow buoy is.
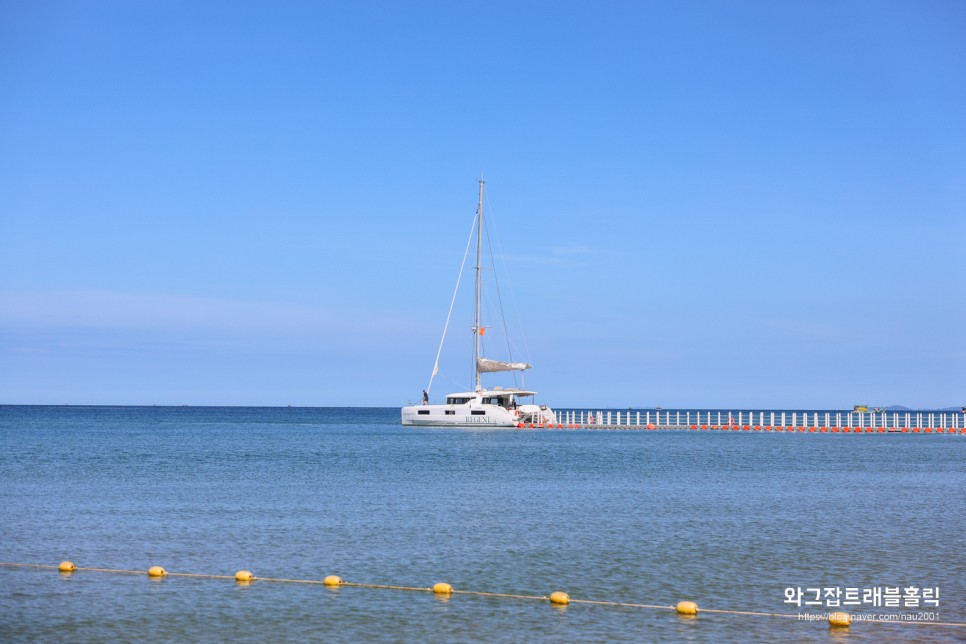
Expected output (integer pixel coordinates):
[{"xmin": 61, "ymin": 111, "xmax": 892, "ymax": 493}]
[
  {"xmin": 549, "ymin": 591, "xmax": 570, "ymax": 605},
  {"xmin": 235, "ymin": 570, "xmax": 254, "ymax": 583},
  {"xmin": 58, "ymin": 561, "xmax": 76, "ymax": 573},
  {"xmin": 147, "ymin": 566, "xmax": 167, "ymax": 578},
  {"xmin": 828, "ymin": 611, "xmax": 852, "ymax": 628},
  {"xmin": 676, "ymin": 600, "xmax": 699, "ymax": 616},
  {"xmin": 433, "ymin": 582, "xmax": 453, "ymax": 595},
  {"xmin": 323, "ymin": 575, "xmax": 343, "ymax": 587}
]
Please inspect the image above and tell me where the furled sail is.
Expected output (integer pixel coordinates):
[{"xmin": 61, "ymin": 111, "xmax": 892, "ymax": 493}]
[{"xmin": 477, "ymin": 357, "xmax": 532, "ymax": 373}]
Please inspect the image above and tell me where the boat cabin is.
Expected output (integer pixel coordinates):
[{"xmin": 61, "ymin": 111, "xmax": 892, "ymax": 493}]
[{"xmin": 445, "ymin": 388, "xmax": 539, "ymax": 409}]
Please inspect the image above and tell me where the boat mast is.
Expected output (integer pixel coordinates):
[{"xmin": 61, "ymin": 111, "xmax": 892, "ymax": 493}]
[{"xmin": 473, "ymin": 178, "xmax": 484, "ymax": 392}]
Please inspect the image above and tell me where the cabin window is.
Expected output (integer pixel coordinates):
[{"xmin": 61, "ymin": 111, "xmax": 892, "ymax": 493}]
[
  {"xmin": 417, "ymin": 410, "xmax": 430, "ymax": 415},
  {"xmin": 471, "ymin": 410, "xmax": 486, "ymax": 416},
  {"xmin": 447, "ymin": 397, "xmax": 471, "ymax": 405},
  {"xmin": 445, "ymin": 410, "xmax": 455, "ymax": 415}
]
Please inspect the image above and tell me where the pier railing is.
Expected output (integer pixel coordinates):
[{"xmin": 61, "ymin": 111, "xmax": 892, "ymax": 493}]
[{"xmin": 554, "ymin": 410, "xmax": 965, "ymax": 432}]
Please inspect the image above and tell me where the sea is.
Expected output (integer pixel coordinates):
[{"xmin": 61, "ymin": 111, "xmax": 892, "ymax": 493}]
[{"xmin": 1, "ymin": 405, "xmax": 963, "ymax": 643}]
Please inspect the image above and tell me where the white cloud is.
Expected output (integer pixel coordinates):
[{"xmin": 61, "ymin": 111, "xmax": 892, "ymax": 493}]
[
  {"xmin": 494, "ymin": 244, "xmax": 597, "ymax": 265},
  {"xmin": 552, "ymin": 245, "xmax": 595, "ymax": 256}
]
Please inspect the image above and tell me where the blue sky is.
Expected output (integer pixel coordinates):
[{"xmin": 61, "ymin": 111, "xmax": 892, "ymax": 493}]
[{"xmin": 1, "ymin": 1, "xmax": 963, "ymax": 408}]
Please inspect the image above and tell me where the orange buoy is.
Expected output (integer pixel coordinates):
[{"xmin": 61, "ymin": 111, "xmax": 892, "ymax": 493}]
[
  {"xmin": 828, "ymin": 611, "xmax": 852, "ymax": 628},
  {"xmin": 549, "ymin": 591, "xmax": 570, "ymax": 605},
  {"xmin": 676, "ymin": 600, "xmax": 699, "ymax": 616},
  {"xmin": 58, "ymin": 561, "xmax": 76, "ymax": 573}
]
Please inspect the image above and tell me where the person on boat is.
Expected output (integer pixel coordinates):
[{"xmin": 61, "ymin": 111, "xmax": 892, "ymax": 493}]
[{"xmin": 422, "ymin": 390, "xmax": 429, "ymax": 405}]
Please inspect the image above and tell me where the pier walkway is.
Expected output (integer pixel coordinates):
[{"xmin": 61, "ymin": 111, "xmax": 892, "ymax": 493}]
[{"xmin": 545, "ymin": 410, "xmax": 965, "ymax": 433}]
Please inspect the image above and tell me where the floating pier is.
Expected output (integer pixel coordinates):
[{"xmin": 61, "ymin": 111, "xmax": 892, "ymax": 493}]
[{"xmin": 537, "ymin": 410, "xmax": 966, "ymax": 433}]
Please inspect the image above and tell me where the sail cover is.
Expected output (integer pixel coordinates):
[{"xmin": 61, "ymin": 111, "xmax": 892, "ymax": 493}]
[{"xmin": 477, "ymin": 357, "xmax": 532, "ymax": 373}]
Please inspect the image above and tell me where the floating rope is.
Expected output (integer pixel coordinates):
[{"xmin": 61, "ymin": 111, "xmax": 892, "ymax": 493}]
[{"xmin": 2, "ymin": 562, "xmax": 963, "ymax": 629}]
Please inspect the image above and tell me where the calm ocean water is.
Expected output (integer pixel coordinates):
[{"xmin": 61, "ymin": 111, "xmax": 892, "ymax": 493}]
[{"xmin": 1, "ymin": 405, "xmax": 963, "ymax": 642}]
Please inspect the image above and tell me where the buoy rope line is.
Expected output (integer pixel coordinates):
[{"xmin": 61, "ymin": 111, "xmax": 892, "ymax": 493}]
[{"xmin": 2, "ymin": 562, "xmax": 964, "ymax": 629}]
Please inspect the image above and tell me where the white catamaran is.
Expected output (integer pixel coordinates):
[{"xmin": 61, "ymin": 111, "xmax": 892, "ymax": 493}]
[{"xmin": 401, "ymin": 180, "xmax": 556, "ymax": 427}]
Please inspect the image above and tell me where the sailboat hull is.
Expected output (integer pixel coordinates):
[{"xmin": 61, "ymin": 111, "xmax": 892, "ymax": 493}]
[
  {"xmin": 402, "ymin": 397, "xmax": 557, "ymax": 427},
  {"xmin": 401, "ymin": 404, "xmax": 521, "ymax": 427}
]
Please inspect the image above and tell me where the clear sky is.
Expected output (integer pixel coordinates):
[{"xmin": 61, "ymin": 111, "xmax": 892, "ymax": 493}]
[{"xmin": 1, "ymin": 1, "xmax": 963, "ymax": 409}]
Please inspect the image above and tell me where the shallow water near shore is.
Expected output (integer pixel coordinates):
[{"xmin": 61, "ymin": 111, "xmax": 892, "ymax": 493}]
[{"xmin": 1, "ymin": 405, "xmax": 963, "ymax": 642}]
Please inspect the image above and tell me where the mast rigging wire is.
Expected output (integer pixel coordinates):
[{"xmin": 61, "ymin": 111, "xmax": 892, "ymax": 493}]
[{"xmin": 426, "ymin": 212, "xmax": 477, "ymax": 395}]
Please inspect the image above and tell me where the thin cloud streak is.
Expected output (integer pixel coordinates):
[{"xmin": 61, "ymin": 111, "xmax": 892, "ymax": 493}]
[{"xmin": 0, "ymin": 289, "xmax": 413, "ymax": 338}]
